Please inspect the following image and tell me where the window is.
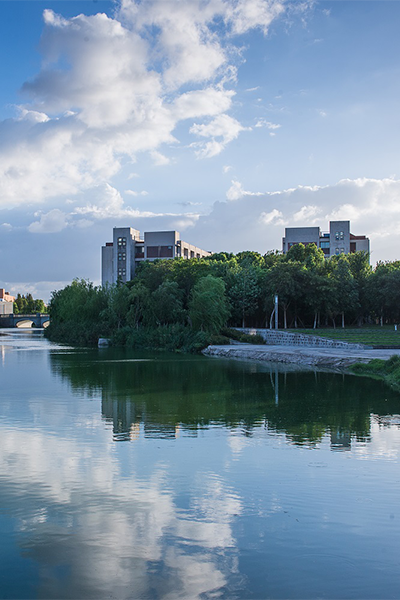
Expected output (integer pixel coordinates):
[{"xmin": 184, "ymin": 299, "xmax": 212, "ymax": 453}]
[
  {"xmin": 320, "ymin": 241, "xmax": 329, "ymax": 248},
  {"xmin": 135, "ymin": 246, "xmax": 144, "ymax": 258},
  {"xmin": 160, "ymin": 245, "xmax": 173, "ymax": 258},
  {"xmin": 335, "ymin": 231, "xmax": 344, "ymax": 240},
  {"xmin": 184, "ymin": 248, "xmax": 189, "ymax": 258},
  {"xmin": 190, "ymin": 251, "xmax": 194, "ymax": 258},
  {"xmin": 340, "ymin": 248, "xmax": 345, "ymax": 253},
  {"xmin": 117, "ymin": 237, "xmax": 127, "ymax": 247},
  {"xmin": 118, "ymin": 253, "xmax": 126, "ymax": 261},
  {"xmin": 147, "ymin": 246, "xmax": 159, "ymax": 258},
  {"xmin": 335, "ymin": 247, "xmax": 340, "ymax": 255}
]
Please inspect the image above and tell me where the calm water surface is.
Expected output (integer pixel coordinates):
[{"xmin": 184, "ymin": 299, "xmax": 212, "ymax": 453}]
[{"xmin": 0, "ymin": 329, "xmax": 400, "ymax": 599}]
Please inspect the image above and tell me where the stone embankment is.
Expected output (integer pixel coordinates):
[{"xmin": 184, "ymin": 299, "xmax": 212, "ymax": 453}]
[
  {"xmin": 203, "ymin": 344, "xmax": 400, "ymax": 371},
  {"xmin": 234, "ymin": 328, "xmax": 368, "ymax": 349}
]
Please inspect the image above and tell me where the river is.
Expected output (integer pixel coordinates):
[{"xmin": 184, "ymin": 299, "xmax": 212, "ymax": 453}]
[{"xmin": 0, "ymin": 329, "xmax": 400, "ymax": 599}]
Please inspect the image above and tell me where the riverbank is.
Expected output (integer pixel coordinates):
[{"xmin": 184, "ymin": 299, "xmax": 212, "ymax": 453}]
[{"xmin": 202, "ymin": 343, "xmax": 400, "ymax": 371}]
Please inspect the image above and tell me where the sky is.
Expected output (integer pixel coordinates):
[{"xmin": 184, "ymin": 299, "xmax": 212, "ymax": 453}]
[{"xmin": 1, "ymin": 0, "xmax": 400, "ymax": 301}]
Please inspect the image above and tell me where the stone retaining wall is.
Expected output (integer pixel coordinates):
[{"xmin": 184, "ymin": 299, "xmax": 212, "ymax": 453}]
[{"xmin": 235, "ymin": 328, "xmax": 368, "ymax": 350}]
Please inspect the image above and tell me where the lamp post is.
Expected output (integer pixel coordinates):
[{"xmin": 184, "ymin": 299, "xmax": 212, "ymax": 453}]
[{"xmin": 274, "ymin": 294, "xmax": 279, "ymax": 330}]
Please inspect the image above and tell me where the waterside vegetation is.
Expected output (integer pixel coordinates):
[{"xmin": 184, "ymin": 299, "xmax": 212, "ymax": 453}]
[
  {"xmin": 350, "ymin": 355, "xmax": 400, "ymax": 390},
  {"xmin": 14, "ymin": 293, "xmax": 47, "ymax": 314},
  {"xmin": 45, "ymin": 245, "xmax": 400, "ymax": 351}
]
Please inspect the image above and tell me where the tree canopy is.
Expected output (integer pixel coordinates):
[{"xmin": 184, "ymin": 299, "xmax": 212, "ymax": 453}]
[{"xmin": 46, "ymin": 246, "xmax": 400, "ymax": 349}]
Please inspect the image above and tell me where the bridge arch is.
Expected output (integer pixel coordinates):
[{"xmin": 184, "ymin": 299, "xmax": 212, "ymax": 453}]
[{"xmin": 15, "ymin": 320, "xmax": 35, "ymax": 328}]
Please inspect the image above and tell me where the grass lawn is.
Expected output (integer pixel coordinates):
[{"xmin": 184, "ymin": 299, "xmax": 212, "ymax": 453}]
[{"xmin": 287, "ymin": 326, "xmax": 400, "ymax": 347}]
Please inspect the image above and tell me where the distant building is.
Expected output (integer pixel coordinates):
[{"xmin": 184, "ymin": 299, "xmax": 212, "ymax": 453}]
[
  {"xmin": 102, "ymin": 227, "xmax": 211, "ymax": 287},
  {"xmin": 282, "ymin": 220, "xmax": 370, "ymax": 259},
  {"xmin": 0, "ymin": 289, "xmax": 15, "ymax": 315}
]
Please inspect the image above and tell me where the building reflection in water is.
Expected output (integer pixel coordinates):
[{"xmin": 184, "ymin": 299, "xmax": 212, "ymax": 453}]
[{"xmin": 48, "ymin": 348, "xmax": 400, "ymax": 447}]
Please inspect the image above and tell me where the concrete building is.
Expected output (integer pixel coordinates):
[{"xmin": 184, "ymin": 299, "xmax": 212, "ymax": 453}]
[
  {"xmin": 0, "ymin": 289, "xmax": 14, "ymax": 315},
  {"xmin": 102, "ymin": 227, "xmax": 211, "ymax": 286},
  {"xmin": 282, "ymin": 221, "xmax": 370, "ymax": 259}
]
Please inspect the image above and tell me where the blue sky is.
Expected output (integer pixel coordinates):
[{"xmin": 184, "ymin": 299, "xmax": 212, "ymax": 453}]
[{"xmin": 1, "ymin": 0, "xmax": 400, "ymax": 300}]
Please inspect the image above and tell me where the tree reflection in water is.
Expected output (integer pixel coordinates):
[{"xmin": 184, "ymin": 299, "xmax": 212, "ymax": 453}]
[{"xmin": 50, "ymin": 348, "xmax": 400, "ymax": 449}]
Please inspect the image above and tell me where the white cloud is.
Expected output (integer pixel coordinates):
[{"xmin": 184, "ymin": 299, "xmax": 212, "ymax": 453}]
[
  {"xmin": 172, "ymin": 88, "xmax": 234, "ymax": 121},
  {"xmin": 223, "ymin": 165, "xmax": 233, "ymax": 174},
  {"xmin": 225, "ymin": 0, "xmax": 286, "ymax": 35},
  {"xmin": 259, "ymin": 208, "xmax": 284, "ymax": 225},
  {"xmin": 226, "ymin": 179, "xmax": 264, "ymax": 200},
  {"xmin": 72, "ymin": 183, "xmax": 159, "ymax": 220},
  {"xmin": 28, "ymin": 209, "xmax": 69, "ymax": 233},
  {"xmin": 293, "ymin": 205, "xmax": 322, "ymax": 222},
  {"xmin": 190, "ymin": 114, "xmax": 248, "ymax": 157},
  {"xmin": 124, "ymin": 190, "xmax": 149, "ymax": 197},
  {"xmin": 187, "ymin": 177, "xmax": 400, "ymax": 262},
  {"xmin": 255, "ymin": 118, "xmax": 281, "ymax": 129},
  {"xmin": 226, "ymin": 180, "xmax": 245, "ymax": 200},
  {"xmin": 0, "ymin": 2, "xmax": 291, "ymax": 209},
  {"xmin": 150, "ymin": 150, "xmax": 171, "ymax": 166}
]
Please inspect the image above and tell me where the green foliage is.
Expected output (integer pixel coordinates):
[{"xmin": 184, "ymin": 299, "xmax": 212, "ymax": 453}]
[
  {"xmin": 112, "ymin": 324, "xmax": 210, "ymax": 353},
  {"xmin": 229, "ymin": 266, "xmax": 261, "ymax": 327},
  {"xmin": 46, "ymin": 279, "xmax": 109, "ymax": 346},
  {"xmin": 189, "ymin": 275, "xmax": 231, "ymax": 333},
  {"xmin": 350, "ymin": 355, "xmax": 400, "ymax": 390},
  {"xmin": 14, "ymin": 293, "xmax": 47, "ymax": 314},
  {"xmin": 222, "ymin": 328, "xmax": 265, "ymax": 345},
  {"xmin": 45, "ymin": 250, "xmax": 400, "ymax": 351}
]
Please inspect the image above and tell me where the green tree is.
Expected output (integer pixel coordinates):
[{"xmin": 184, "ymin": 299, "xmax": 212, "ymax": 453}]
[
  {"xmin": 189, "ymin": 276, "xmax": 230, "ymax": 333},
  {"xmin": 266, "ymin": 262, "xmax": 307, "ymax": 328},
  {"xmin": 347, "ymin": 251, "xmax": 372, "ymax": 325},
  {"xmin": 151, "ymin": 281, "xmax": 186, "ymax": 325},
  {"xmin": 330, "ymin": 255, "xmax": 358, "ymax": 328},
  {"xmin": 126, "ymin": 283, "xmax": 151, "ymax": 328},
  {"xmin": 229, "ymin": 266, "xmax": 261, "ymax": 327}
]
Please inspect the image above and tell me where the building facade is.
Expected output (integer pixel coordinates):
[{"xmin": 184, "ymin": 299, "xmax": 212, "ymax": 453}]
[
  {"xmin": 102, "ymin": 227, "xmax": 211, "ymax": 286},
  {"xmin": 282, "ymin": 221, "xmax": 370, "ymax": 259},
  {"xmin": 0, "ymin": 289, "xmax": 15, "ymax": 315}
]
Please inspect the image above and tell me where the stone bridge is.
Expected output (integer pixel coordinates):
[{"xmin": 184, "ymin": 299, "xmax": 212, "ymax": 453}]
[{"xmin": 0, "ymin": 313, "xmax": 50, "ymax": 328}]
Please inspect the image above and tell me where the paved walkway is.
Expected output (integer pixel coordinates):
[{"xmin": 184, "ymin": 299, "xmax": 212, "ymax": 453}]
[{"xmin": 203, "ymin": 344, "xmax": 400, "ymax": 370}]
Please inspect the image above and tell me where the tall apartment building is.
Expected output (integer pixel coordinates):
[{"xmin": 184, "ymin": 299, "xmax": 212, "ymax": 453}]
[
  {"xmin": 102, "ymin": 227, "xmax": 211, "ymax": 286},
  {"xmin": 282, "ymin": 220, "xmax": 370, "ymax": 259}
]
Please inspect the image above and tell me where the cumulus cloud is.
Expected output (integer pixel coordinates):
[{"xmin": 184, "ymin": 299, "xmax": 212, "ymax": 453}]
[
  {"xmin": 190, "ymin": 114, "xmax": 249, "ymax": 157},
  {"xmin": 72, "ymin": 183, "xmax": 161, "ymax": 220},
  {"xmin": 225, "ymin": 0, "xmax": 286, "ymax": 34},
  {"xmin": 293, "ymin": 205, "xmax": 322, "ymax": 222},
  {"xmin": 28, "ymin": 209, "xmax": 69, "ymax": 233},
  {"xmin": 259, "ymin": 208, "xmax": 284, "ymax": 225},
  {"xmin": 226, "ymin": 179, "xmax": 264, "ymax": 200},
  {"xmin": 188, "ymin": 177, "xmax": 400, "ymax": 262},
  {"xmin": 0, "ymin": 0, "xmax": 292, "ymax": 209}
]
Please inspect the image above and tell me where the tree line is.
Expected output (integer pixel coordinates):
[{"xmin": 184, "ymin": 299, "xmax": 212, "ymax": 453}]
[
  {"xmin": 45, "ymin": 245, "xmax": 400, "ymax": 349},
  {"xmin": 14, "ymin": 293, "xmax": 47, "ymax": 314}
]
